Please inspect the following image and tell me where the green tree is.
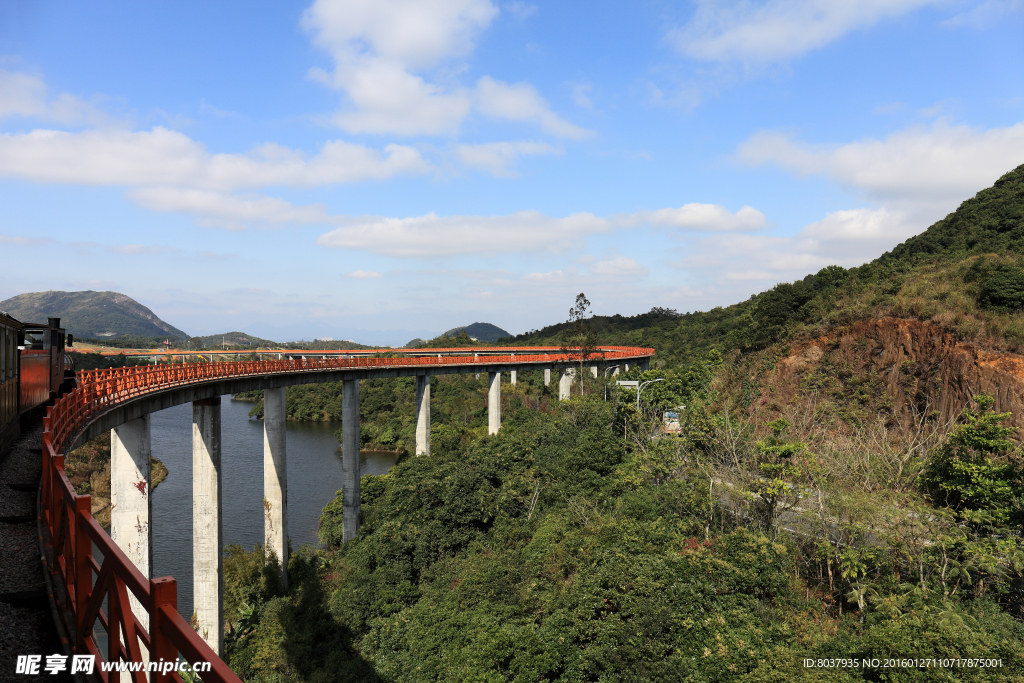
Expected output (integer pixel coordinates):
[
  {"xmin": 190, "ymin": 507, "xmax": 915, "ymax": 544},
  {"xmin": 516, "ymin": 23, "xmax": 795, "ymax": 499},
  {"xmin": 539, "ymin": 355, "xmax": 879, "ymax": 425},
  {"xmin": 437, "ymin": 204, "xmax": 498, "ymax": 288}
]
[
  {"xmin": 560, "ymin": 292, "xmax": 601, "ymax": 396},
  {"xmin": 750, "ymin": 418, "xmax": 804, "ymax": 536},
  {"xmin": 920, "ymin": 395, "xmax": 1024, "ymax": 525}
]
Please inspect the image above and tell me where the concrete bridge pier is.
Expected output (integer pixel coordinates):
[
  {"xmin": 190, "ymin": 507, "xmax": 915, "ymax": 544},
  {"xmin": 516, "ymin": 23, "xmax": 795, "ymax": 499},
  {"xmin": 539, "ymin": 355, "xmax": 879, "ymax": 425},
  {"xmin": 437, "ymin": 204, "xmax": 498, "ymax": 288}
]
[
  {"xmin": 192, "ymin": 397, "xmax": 223, "ymax": 656},
  {"xmin": 415, "ymin": 375, "xmax": 430, "ymax": 456},
  {"xmin": 475, "ymin": 354, "xmax": 480, "ymax": 380},
  {"xmin": 590, "ymin": 366, "xmax": 598, "ymax": 378},
  {"xmin": 488, "ymin": 372, "xmax": 501, "ymax": 435},
  {"xmin": 544, "ymin": 368, "xmax": 551, "ymax": 386},
  {"xmin": 510, "ymin": 369, "xmax": 517, "ymax": 385},
  {"xmin": 263, "ymin": 387, "xmax": 288, "ymax": 588},
  {"xmin": 559, "ymin": 368, "xmax": 574, "ymax": 400},
  {"xmin": 342, "ymin": 379, "xmax": 360, "ymax": 543},
  {"xmin": 110, "ymin": 415, "xmax": 152, "ymax": 668}
]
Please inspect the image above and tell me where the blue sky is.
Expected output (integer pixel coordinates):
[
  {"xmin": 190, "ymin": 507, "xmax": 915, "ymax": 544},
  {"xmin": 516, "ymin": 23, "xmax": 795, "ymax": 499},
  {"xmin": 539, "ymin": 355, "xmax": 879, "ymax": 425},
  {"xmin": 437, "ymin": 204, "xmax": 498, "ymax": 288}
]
[{"xmin": 1, "ymin": 0, "xmax": 1022, "ymax": 345}]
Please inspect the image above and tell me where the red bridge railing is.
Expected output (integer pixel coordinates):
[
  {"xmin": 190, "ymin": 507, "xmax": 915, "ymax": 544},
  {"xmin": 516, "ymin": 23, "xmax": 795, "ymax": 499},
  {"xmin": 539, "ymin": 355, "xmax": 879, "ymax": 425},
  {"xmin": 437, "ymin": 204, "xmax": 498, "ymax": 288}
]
[{"xmin": 39, "ymin": 346, "xmax": 653, "ymax": 681}]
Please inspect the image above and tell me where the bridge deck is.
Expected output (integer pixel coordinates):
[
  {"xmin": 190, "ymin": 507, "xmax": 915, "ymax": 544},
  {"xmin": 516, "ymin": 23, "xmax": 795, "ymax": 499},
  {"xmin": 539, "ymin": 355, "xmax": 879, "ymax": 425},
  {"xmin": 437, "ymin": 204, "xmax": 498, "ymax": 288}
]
[{"xmin": 39, "ymin": 345, "xmax": 654, "ymax": 681}]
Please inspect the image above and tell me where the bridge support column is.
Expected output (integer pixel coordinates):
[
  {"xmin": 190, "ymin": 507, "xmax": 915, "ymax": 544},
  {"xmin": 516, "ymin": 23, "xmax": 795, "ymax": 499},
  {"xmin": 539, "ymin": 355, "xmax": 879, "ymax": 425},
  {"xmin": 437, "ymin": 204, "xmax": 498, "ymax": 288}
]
[
  {"xmin": 510, "ymin": 369, "xmax": 517, "ymax": 385},
  {"xmin": 612, "ymin": 366, "xmax": 620, "ymax": 377},
  {"xmin": 263, "ymin": 387, "xmax": 288, "ymax": 589},
  {"xmin": 488, "ymin": 372, "xmax": 501, "ymax": 435},
  {"xmin": 342, "ymin": 379, "xmax": 360, "ymax": 543},
  {"xmin": 193, "ymin": 397, "xmax": 223, "ymax": 656},
  {"xmin": 590, "ymin": 366, "xmax": 598, "ymax": 378},
  {"xmin": 559, "ymin": 368, "xmax": 574, "ymax": 401},
  {"xmin": 415, "ymin": 375, "xmax": 430, "ymax": 456},
  {"xmin": 110, "ymin": 415, "xmax": 152, "ymax": 668},
  {"xmin": 544, "ymin": 368, "xmax": 551, "ymax": 386},
  {"xmin": 474, "ymin": 354, "xmax": 480, "ymax": 380}
]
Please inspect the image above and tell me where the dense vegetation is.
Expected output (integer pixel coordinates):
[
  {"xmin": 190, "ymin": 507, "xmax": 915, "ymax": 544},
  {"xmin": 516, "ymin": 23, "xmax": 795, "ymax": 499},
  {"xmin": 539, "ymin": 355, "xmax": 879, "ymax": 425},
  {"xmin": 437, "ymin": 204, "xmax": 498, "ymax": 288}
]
[
  {"xmin": 224, "ymin": 392, "xmax": 1024, "ymax": 682},
  {"xmin": 0, "ymin": 289, "xmax": 188, "ymax": 339},
  {"xmin": 216, "ymin": 164, "xmax": 1024, "ymax": 680},
  {"xmin": 235, "ymin": 363, "xmax": 561, "ymax": 453},
  {"xmin": 439, "ymin": 322, "xmax": 511, "ymax": 342}
]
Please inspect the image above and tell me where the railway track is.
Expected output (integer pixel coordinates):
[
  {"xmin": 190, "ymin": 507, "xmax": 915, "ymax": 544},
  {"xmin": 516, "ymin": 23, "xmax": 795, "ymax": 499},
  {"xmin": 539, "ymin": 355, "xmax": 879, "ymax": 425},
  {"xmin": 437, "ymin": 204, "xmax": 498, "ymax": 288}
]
[{"xmin": 0, "ymin": 419, "xmax": 70, "ymax": 682}]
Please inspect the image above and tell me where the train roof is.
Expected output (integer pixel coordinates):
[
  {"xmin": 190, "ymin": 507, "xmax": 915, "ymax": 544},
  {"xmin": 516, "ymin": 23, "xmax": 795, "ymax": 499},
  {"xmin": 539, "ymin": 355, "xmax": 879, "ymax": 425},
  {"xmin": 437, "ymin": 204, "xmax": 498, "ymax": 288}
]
[{"xmin": 0, "ymin": 311, "xmax": 25, "ymax": 329}]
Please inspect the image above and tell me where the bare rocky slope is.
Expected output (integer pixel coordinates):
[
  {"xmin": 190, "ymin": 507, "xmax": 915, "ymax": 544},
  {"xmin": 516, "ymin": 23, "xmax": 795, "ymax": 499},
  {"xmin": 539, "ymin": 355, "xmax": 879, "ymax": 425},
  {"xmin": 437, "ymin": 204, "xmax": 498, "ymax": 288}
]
[{"xmin": 750, "ymin": 317, "xmax": 1024, "ymax": 435}]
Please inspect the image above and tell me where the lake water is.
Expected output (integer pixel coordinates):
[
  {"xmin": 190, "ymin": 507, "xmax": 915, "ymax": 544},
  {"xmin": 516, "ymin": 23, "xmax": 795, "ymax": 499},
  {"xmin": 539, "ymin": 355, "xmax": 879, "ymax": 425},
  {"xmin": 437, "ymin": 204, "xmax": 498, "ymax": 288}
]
[{"xmin": 147, "ymin": 398, "xmax": 398, "ymax": 619}]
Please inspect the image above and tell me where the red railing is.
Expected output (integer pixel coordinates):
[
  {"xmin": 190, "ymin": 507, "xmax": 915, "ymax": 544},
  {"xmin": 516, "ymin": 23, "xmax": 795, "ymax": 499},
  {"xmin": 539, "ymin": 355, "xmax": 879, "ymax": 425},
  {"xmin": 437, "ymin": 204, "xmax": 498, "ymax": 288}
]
[{"xmin": 38, "ymin": 346, "xmax": 653, "ymax": 681}]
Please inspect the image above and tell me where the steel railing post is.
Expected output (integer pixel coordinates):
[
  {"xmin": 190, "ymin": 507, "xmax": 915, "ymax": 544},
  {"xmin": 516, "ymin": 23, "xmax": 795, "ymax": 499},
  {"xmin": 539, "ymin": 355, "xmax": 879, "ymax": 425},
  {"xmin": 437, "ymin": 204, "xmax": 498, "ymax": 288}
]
[
  {"xmin": 74, "ymin": 494, "xmax": 92, "ymax": 648},
  {"xmin": 151, "ymin": 577, "xmax": 178, "ymax": 683}
]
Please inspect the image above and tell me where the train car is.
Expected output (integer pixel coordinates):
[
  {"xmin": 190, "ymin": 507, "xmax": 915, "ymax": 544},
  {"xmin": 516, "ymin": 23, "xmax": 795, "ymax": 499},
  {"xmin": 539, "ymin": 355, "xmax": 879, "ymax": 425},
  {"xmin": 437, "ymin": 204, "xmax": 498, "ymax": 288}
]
[
  {"xmin": 19, "ymin": 317, "xmax": 75, "ymax": 414},
  {"xmin": 0, "ymin": 311, "xmax": 21, "ymax": 453}
]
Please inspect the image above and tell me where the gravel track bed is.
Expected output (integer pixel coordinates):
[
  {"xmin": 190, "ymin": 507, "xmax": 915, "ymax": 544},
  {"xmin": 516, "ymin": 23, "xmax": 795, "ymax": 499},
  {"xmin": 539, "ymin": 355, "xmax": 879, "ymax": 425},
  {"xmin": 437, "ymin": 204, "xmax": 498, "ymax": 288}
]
[
  {"xmin": 0, "ymin": 602, "xmax": 53, "ymax": 682},
  {"xmin": 0, "ymin": 523, "xmax": 40, "ymax": 594},
  {"xmin": 0, "ymin": 421, "xmax": 58, "ymax": 680}
]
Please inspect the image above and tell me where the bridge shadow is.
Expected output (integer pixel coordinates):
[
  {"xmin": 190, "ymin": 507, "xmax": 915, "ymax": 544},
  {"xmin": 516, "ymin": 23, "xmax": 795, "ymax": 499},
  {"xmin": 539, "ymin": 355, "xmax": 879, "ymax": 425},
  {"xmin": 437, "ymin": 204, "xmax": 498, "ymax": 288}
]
[{"xmin": 276, "ymin": 551, "xmax": 382, "ymax": 683}]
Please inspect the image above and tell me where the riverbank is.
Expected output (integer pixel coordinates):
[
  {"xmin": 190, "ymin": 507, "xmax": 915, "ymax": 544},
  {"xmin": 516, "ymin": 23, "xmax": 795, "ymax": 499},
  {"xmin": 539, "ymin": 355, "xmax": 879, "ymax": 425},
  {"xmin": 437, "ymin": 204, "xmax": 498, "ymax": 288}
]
[{"xmin": 66, "ymin": 432, "xmax": 167, "ymax": 528}]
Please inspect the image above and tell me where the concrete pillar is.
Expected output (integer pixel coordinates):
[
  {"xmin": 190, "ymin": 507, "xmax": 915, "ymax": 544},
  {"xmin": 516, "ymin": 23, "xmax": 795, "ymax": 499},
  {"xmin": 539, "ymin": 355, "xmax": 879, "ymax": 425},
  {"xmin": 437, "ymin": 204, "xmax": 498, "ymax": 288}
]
[
  {"xmin": 612, "ymin": 366, "xmax": 620, "ymax": 377},
  {"xmin": 110, "ymin": 415, "xmax": 152, "ymax": 667},
  {"xmin": 415, "ymin": 375, "xmax": 430, "ymax": 456},
  {"xmin": 263, "ymin": 387, "xmax": 288, "ymax": 588},
  {"xmin": 193, "ymin": 398, "xmax": 223, "ymax": 656},
  {"xmin": 544, "ymin": 368, "xmax": 551, "ymax": 386},
  {"xmin": 474, "ymin": 353, "xmax": 480, "ymax": 380},
  {"xmin": 510, "ymin": 369, "xmax": 517, "ymax": 385},
  {"xmin": 590, "ymin": 366, "xmax": 598, "ymax": 378},
  {"xmin": 488, "ymin": 371, "xmax": 501, "ymax": 435},
  {"xmin": 342, "ymin": 379, "xmax": 360, "ymax": 542},
  {"xmin": 624, "ymin": 363, "xmax": 630, "ymax": 373},
  {"xmin": 559, "ymin": 368, "xmax": 574, "ymax": 401}
]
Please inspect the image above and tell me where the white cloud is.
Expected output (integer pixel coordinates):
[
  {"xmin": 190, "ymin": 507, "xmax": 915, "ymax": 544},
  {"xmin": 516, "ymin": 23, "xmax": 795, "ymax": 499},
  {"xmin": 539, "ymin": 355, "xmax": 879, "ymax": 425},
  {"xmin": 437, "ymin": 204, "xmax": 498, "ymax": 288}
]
[
  {"xmin": 943, "ymin": 0, "xmax": 1024, "ymax": 28},
  {"xmin": 475, "ymin": 76, "xmax": 593, "ymax": 139},
  {"xmin": 672, "ymin": 206, "xmax": 919, "ymax": 293},
  {"xmin": 570, "ymin": 83, "xmax": 593, "ymax": 110},
  {"xmin": 506, "ymin": 2, "xmax": 538, "ymax": 19},
  {"xmin": 670, "ymin": 0, "xmax": 941, "ymax": 64},
  {"xmin": 455, "ymin": 140, "xmax": 558, "ymax": 176},
  {"xmin": 107, "ymin": 244, "xmax": 183, "ymax": 255},
  {"xmin": 317, "ymin": 211, "xmax": 612, "ymax": 257},
  {"xmin": 589, "ymin": 256, "xmax": 649, "ymax": 278},
  {"xmin": 0, "ymin": 127, "xmax": 431, "ymax": 190},
  {"xmin": 737, "ymin": 120, "xmax": 1024, "ymax": 211},
  {"xmin": 314, "ymin": 203, "xmax": 765, "ymax": 257},
  {"xmin": 302, "ymin": 0, "xmax": 586, "ymax": 138},
  {"xmin": 633, "ymin": 203, "xmax": 766, "ymax": 231},
  {"xmin": 346, "ymin": 270, "xmax": 383, "ymax": 278},
  {"xmin": 0, "ymin": 68, "xmax": 110, "ymax": 125},
  {"xmin": 303, "ymin": 0, "xmax": 497, "ymax": 70},
  {"xmin": 317, "ymin": 58, "xmax": 473, "ymax": 136},
  {"xmin": 0, "ymin": 233, "xmax": 55, "ymax": 245},
  {"xmin": 128, "ymin": 188, "xmax": 332, "ymax": 229}
]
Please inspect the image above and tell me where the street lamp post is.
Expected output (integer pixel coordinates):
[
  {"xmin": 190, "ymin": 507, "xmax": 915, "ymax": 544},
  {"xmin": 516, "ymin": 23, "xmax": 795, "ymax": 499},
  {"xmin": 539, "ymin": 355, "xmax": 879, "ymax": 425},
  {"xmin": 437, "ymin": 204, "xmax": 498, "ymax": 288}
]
[
  {"xmin": 636, "ymin": 378, "xmax": 665, "ymax": 412},
  {"xmin": 603, "ymin": 365, "xmax": 620, "ymax": 401}
]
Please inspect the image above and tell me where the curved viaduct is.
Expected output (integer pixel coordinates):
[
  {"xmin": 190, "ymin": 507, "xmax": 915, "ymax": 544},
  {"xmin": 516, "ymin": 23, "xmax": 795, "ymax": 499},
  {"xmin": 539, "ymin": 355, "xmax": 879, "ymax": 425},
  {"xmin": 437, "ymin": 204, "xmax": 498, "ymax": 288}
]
[{"xmin": 40, "ymin": 346, "xmax": 653, "ymax": 680}]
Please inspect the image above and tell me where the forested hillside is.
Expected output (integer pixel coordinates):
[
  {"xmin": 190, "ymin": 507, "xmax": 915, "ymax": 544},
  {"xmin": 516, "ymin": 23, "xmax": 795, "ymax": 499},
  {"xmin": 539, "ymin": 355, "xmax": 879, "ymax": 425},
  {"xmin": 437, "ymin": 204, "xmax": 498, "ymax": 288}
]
[
  {"xmin": 0, "ymin": 290, "xmax": 188, "ymax": 339},
  {"xmin": 220, "ymin": 164, "xmax": 1024, "ymax": 681}
]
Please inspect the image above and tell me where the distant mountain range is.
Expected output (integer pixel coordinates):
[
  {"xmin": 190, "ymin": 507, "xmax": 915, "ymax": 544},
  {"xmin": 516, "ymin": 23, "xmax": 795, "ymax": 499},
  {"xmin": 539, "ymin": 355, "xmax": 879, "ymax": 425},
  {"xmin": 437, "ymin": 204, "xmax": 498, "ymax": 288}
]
[
  {"xmin": 441, "ymin": 322, "xmax": 511, "ymax": 342},
  {"xmin": 0, "ymin": 291, "xmax": 188, "ymax": 340}
]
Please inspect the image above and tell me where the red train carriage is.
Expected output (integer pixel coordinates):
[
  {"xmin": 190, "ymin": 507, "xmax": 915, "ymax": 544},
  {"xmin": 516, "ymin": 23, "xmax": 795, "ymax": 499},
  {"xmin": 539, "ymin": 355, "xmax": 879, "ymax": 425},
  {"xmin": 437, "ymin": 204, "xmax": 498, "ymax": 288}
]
[
  {"xmin": 0, "ymin": 311, "xmax": 20, "ymax": 453},
  {"xmin": 0, "ymin": 314, "xmax": 75, "ymax": 453}
]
